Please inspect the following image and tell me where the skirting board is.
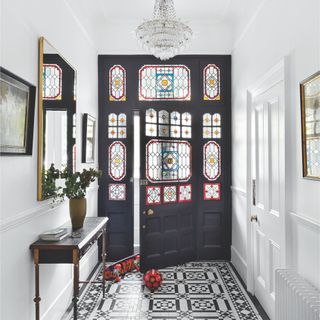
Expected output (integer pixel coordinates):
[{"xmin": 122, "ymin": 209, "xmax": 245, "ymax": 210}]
[
  {"xmin": 231, "ymin": 245, "xmax": 247, "ymax": 286},
  {"xmin": 41, "ymin": 244, "xmax": 99, "ymax": 320}
]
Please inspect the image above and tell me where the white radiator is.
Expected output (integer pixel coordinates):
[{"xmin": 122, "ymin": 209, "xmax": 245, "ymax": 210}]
[{"xmin": 275, "ymin": 269, "xmax": 320, "ymax": 320}]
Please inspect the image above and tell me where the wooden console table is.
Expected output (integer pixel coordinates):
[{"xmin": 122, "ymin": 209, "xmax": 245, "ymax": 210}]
[{"xmin": 30, "ymin": 217, "xmax": 108, "ymax": 320}]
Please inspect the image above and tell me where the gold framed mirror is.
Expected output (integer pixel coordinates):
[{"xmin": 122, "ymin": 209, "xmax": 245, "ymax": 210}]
[{"xmin": 37, "ymin": 37, "xmax": 77, "ymax": 200}]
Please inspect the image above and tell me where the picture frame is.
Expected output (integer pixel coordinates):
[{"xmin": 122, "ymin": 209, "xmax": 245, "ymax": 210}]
[
  {"xmin": 300, "ymin": 71, "xmax": 320, "ymax": 180},
  {"xmin": 82, "ymin": 113, "xmax": 96, "ymax": 163},
  {"xmin": 0, "ymin": 67, "xmax": 36, "ymax": 155}
]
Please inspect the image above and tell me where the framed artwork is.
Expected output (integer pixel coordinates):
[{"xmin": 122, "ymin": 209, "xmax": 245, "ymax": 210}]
[
  {"xmin": 82, "ymin": 113, "xmax": 96, "ymax": 163},
  {"xmin": 300, "ymin": 71, "xmax": 320, "ymax": 180},
  {"xmin": 0, "ymin": 67, "xmax": 36, "ymax": 155}
]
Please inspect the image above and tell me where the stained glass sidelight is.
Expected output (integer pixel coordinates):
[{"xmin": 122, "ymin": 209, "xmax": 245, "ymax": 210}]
[
  {"xmin": 146, "ymin": 140, "xmax": 192, "ymax": 183},
  {"xmin": 203, "ymin": 183, "xmax": 220, "ymax": 200},
  {"xmin": 204, "ymin": 64, "xmax": 220, "ymax": 100},
  {"xmin": 146, "ymin": 186, "xmax": 162, "ymax": 205},
  {"xmin": 108, "ymin": 141, "xmax": 126, "ymax": 181},
  {"xmin": 306, "ymin": 138, "xmax": 320, "ymax": 177},
  {"xmin": 43, "ymin": 64, "xmax": 62, "ymax": 100},
  {"xmin": 139, "ymin": 65, "xmax": 191, "ymax": 101},
  {"xmin": 178, "ymin": 184, "xmax": 192, "ymax": 202},
  {"xmin": 109, "ymin": 65, "xmax": 126, "ymax": 101},
  {"xmin": 109, "ymin": 184, "xmax": 126, "ymax": 201},
  {"xmin": 203, "ymin": 141, "xmax": 221, "ymax": 181},
  {"xmin": 163, "ymin": 186, "xmax": 177, "ymax": 203}
]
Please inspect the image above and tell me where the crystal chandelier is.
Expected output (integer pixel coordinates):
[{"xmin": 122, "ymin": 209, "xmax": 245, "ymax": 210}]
[{"xmin": 136, "ymin": 0, "xmax": 193, "ymax": 61}]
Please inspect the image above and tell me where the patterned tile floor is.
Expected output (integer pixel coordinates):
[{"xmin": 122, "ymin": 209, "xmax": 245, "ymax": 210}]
[{"xmin": 65, "ymin": 262, "xmax": 265, "ymax": 320}]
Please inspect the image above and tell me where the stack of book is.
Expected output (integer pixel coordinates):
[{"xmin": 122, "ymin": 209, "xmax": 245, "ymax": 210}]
[{"xmin": 39, "ymin": 228, "xmax": 68, "ymax": 241}]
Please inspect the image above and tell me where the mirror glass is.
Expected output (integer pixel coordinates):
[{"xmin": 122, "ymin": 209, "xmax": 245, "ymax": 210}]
[{"xmin": 38, "ymin": 37, "xmax": 77, "ymax": 200}]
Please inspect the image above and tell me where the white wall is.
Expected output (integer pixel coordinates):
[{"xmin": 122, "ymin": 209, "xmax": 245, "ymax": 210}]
[
  {"xmin": 0, "ymin": 0, "xmax": 99, "ymax": 319},
  {"xmin": 231, "ymin": 0, "xmax": 320, "ymax": 289}
]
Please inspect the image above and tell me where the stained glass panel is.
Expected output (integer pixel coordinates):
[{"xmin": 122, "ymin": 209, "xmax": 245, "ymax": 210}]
[
  {"xmin": 118, "ymin": 113, "xmax": 127, "ymax": 126},
  {"xmin": 43, "ymin": 64, "xmax": 62, "ymax": 100},
  {"xmin": 159, "ymin": 125, "xmax": 170, "ymax": 137},
  {"xmin": 146, "ymin": 108, "xmax": 157, "ymax": 123},
  {"xmin": 108, "ymin": 127, "xmax": 117, "ymax": 139},
  {"xmin": 159, "ymin": 110, "xmax": 169, "ymax": 124},
  {"xmin": 182, "ymin": 126, "xmax": 191, "ymax": 138},
  {"xmin": 109, "ymin": 65, "xmax": 126, "ymax": 101},
  {"xmin": 118, "ymin": 127, "xmax": 127, "ymax": 139},
  {"xmin": 146, "ymin": 140, "xmax": 192, "ymax": 183},
  {"xmin": 203, "ymin": 141, "xmax": 221, "ymax": 181},
  {"xmin": 146, "ymin": 123, "xmax": 157, "ymax": 137},
  {"xmin": 170, "ymin": 125, "xmax": 181, "ymax": 138},
  {"xmin": 178, "ymin": 184, "xmax": 192, "ymax": 202},
  {"xmin": 212, "ymin": 113, "xmax": 221, "ymax": 126},
  {"xmin": 203, "ymin": 127, "xmax": 211, "ymax": 139},
  {"xmin": 109, "ymin": 184, "xmax": 126, "ymax": 201},
  {"xmin": 139, "ymin": 65, "xmax": 191, "ymax": 101},
  {"xmin": 182, "ymin": 112, "xmax": 192, "ymax": 126},
  {"xmin": 203, "ymin": 113, "xmax": 212, "ymax": 126},
  {"xmin": 204, "ymin": 64, "xmax": 220, "ymax": 100},
  {"xmin": 163, "ymin": 186, "xmax": 177, "ymax": 203},
  {"xmin": 212, "ymin": 127, "xmax": 221, "ymax": 139},
  {"xmin": 109, "ymin": 113, "xmax": 117, "ymax": 126},
  {"xmin": 204, "ymin": 183, "xmax": 220, "ymax": 200},
  {"xmin": 170, "ymin": 111, "xmax": 181, "ymax": 125},
  {"xmin": 108, "ymin": 141, "xmax": 126, "ymax": 181},
  {"xmin": 146, "ymin": 186, "xmax": 162, "ymax": 205}
]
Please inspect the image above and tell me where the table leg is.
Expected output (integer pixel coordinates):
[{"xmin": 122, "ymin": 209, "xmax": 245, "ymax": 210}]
[
  {"xmin": 33, "ymin": 249, "xmax": 41, "ymax": 320},
  {"xmin": 73, "ymin": 250, "xmax": 80, "ymax": 320},
  {"xmin": 102, "ymin": 228, "xmax": 107, "ymax": 299}
]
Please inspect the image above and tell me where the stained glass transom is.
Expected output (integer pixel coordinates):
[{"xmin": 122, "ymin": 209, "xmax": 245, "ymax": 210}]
[
  {"xmin": 139, "ymin": 65, "xmax": 191, "ymax": 101},
  {"xmin": 163, "ymin": 186, "xmax": 177, "ymax": 203},
  {"xmin": 203, "ymin": 113, "xmax": 221, "ymax": 139},
  {"xmin": 203, "ymin": 141, "xmax": 221, "ymax": 181},
  {"xmin": 145, "ymin": 110, "xmax": 192, "ymax": 139},
  {"xmin": 146, "ymin": 140, "xmax": 192, "ymax": 183},
  {"xmin": 109, "ymin": 65, "xmax": 126, "ymax": 101},
  {"xmin": 178, "ymin": 184, "xmax": 192, "ymax": 202},
  {"xmin": 43, "ymin": 64, "xmax": 62, "ymax": 100},
  {"xmin": 109, "ymin": 184, "xmax": 126, "ymax": 201},
  {"xmin": 108, "ymin": 113, "xmax": 127, "ymax": 139},
  {"xmin": 204, "ymin": 183, "xmax": 220, "ymax": 200},
  {"xmin": 204, "ymin": 64, "xmax": 220, "ymax": 100},
  {"xmin": 108, "ymin": 141, "xmax": 126, "ymax": 181},
  {"xmin": 146, "ymin": 186, "xmax": 162, "ymax": 205}
]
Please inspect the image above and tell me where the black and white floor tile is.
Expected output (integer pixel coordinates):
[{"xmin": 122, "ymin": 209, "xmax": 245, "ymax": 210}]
[{"xmin": 66, "ymin": 262, "xmax": 264, "ymax": 320}]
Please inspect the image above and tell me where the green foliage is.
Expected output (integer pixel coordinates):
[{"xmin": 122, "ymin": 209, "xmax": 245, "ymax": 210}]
[
  {"xmin": 42, "ymin": 164, "xmax": 102, "ymax": 201},
  {"xmin": 42, "ymin": 164, "xmax": 61, "ymax": 199}
]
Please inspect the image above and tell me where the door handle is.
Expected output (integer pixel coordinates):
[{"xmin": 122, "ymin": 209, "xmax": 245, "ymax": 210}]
[
  {"xmin": 143, "ymin": 209, "xmax": 154, "ymax": 216},
  {"xmin": 250, "ymin": 214, "xmax": 258, "ymax": 223}
]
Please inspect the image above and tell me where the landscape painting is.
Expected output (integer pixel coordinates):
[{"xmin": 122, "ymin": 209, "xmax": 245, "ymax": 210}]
[{"xmin": 0, "ymin": 68, "xmax": 35, "ymax": 155}]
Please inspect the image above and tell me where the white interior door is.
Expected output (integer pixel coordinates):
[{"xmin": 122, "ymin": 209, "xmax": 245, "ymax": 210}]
[{"xmin": 249, "ymin": 63, "xmax": 286, "ymax": 320}]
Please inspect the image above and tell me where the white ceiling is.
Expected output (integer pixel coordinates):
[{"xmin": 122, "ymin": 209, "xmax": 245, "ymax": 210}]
[{"xmin": 66, "ymin": 0, "xmax": 265, "ymax": 53}]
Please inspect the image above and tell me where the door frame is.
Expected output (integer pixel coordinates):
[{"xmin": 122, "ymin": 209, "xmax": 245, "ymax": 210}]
[{"xmin": 246, "ymin": 58, "xmax": 289, "ymax": 294}]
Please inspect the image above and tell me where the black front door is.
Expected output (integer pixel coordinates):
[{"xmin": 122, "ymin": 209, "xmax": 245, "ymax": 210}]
[
  {"xmin": 98, "ymin": 55, "xmax": 231, "ymax": 267},
  {"xmin": 139, "ymin": 107, "xmax": 197, "ymax": 271}
]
